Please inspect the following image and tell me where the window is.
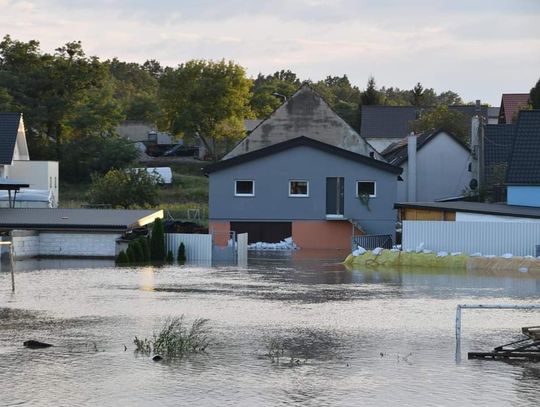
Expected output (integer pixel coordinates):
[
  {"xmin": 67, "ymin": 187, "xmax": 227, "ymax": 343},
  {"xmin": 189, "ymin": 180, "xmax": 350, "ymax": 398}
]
[
  {"xmin": 235, "ymin": 180, "xmax": 254, "ymax": 196},
  {"xmin": 356, "ymin": 181, "xmax": 376, "ymax": 198},
  {"xmin": 289, "ymin": 180, "xmax": 309, "ymax": 197}
]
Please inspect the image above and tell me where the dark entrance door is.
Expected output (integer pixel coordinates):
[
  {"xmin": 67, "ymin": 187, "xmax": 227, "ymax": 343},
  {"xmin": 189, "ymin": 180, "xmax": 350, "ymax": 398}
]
[{"xmin": 326, "ymin": 177, "xmax": 344, "ymax": 216}]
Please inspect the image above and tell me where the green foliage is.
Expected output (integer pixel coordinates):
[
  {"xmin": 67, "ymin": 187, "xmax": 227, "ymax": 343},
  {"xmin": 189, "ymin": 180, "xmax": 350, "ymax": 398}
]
[
  {"xmin": 166, "ymin": 250, "xmax": 174, "ymax": 264},
  {"xmin": 61, "ymin": 135, "xmax": 138, "ymax": 182},
  {"xmin": 87, "ymin": 168, "xmax": 160, "ymax": 208},
  {"xmin": 130, "ymin": 240, "xmax": 144, "ymax": 263},
  {"xmin": 530, "ymin": 77, "xmax": 540, "ymax": 109},
  {"xmin": 409, "ymin": 105, "xmax": 470, "ymax": 144},
  {"xmin": 126, "ymin": 245, "xmax": 135, "ymax": 264},
  {"xmin": 159, "ymin": 59, "xmax": 253, "ymax": 159},
  {"xmin": 140, "ymin": 237, "xmax": 151, "ymax": 262},
  {"xmin": 134, "ymin": 316, "xmax": 210, "ymax": 358},
  {"xmin": 361, "ymin": 76, "xmax": 383, "ymax": 106},
  {"xmin": 250, "ymin": 70, "xmax": 301, "ymax": 117},
  {"xmin": 178, "ymin": 242, "xmax": 186, "ymax": 262},
  {"xmin": 115, "ymin": 250, "xmax": 129, "ymax": 265},
  {"xmin": 150, "ymin": 218, "xmax": 165, "ymax": 262}
]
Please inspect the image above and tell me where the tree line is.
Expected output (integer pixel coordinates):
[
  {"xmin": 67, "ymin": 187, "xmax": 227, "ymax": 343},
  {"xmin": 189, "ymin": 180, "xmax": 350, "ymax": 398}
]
[{"xmin": 3, "ymin": 34, "xmax": 537, "ymax": 178}]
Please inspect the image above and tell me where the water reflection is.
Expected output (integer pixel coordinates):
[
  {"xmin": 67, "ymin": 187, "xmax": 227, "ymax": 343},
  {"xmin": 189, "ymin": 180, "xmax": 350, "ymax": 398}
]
[{"xmin": 1, "ymin": 253, "xmax": 540, "ymax": 406}]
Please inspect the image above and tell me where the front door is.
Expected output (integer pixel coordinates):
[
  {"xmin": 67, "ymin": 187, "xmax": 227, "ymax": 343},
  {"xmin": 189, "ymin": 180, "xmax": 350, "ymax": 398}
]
[{"xmin": 326, "ymin": 177, "xmax": 344, "ymax": 217}]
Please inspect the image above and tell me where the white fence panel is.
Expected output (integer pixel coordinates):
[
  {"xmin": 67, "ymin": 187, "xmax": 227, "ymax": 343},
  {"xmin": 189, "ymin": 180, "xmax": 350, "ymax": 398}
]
[
  {"xmin": 237, "ymin": 233, "xmax": 248, "ymax": 265},
  {"xmin": 165, "ymin": 233, "xmax": 212, "ymax": 261},
  {"xmin": 403, "ymin": 221, "xmax": 540, "ymax": 256}
]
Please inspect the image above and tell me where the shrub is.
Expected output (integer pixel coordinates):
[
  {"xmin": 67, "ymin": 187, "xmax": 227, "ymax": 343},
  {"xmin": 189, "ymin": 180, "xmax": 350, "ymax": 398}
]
[
  {"xmin": 178, "ymin": 242, "xmax": 186, "ymax": 262},
  {"xmin": 166, "ymin": 250, "xmax": 174, "ymax": 264},
  {"xmin": 150, "ymin": 218, "xmax": 165, "ymax": 262},
  {"xmin": 140, "ymin": 237, "xmax": 151, "ymax": 262},
  {"xmin": 116, "ymin": 250, "xmax": 129, "ymax": 265},
  {"xmin": 86, "ymin": 168, "xmax": 160, "ymax": 208},
  {"xmin": 131, "ymin": 240, "xmax": 145, "ymax": 263},
  {"xmin": 134, "ymin": 316, "xmax": 210, "ymax": 359},
  {"xmin": 126, "ymin": 245, "xmax": 135, "ymax": 263}
]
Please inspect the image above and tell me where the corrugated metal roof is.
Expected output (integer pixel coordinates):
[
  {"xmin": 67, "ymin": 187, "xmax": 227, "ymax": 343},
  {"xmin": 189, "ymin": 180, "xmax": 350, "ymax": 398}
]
[
  {"xmin": 506, "ymin": 110, "xmax": 540, "ymax": 184},
  {"xmin": 0, "ymin": 208, "xmax": 163, "ymax": 231},
  {"xmin": 0, "ymin": 113, "xmax": 22, "ymax": 165},
  {"xmin": 395, "ymin": 201, "xmax": 540, "ymax": 219}
]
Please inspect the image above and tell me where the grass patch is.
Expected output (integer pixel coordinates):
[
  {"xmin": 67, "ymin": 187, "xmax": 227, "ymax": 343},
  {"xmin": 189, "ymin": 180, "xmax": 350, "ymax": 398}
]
[{"xmin": 134, "ymin": 316, "xmax": 211, "ymax": 359}]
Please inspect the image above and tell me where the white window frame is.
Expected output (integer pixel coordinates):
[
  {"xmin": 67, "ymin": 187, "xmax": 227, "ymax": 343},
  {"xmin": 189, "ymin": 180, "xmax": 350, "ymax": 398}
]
[
  {"xmin": 356, "ymin": 180, "xmax": 376, "ymax": 198},
  {"xmin": 235, "ymin": 180, "xmax": 255, "ymax": 197},
  {"xmin": 289, "ymin": 180, "xmax": 309, "ymax": 197}
]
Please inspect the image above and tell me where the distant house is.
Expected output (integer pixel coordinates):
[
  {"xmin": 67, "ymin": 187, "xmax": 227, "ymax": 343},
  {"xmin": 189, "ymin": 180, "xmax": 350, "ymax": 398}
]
[
  {"xmin": 205, "ymin": 136, "xmax": 401, "ymax": 251},
  {"xmin": 116, "ymin": 120, "xmax": 173, "ymax": 145},
  {"xmin": 506, "ymin": 110, "xmax": 540, "ymax": 207},
  {"xmin": 225, "ymin": 84, "xmax": 381, "ymax": 160},
  {"xmin": 382, "ymin": 130, "xmax": 472, "ymax": 202},
  {"xmin": 0, "ymin": 113, "xmax": 59, "ymax": 207},
  {"xmin": 360, "ymin": 105, "xmax": 496, "ymax": 152},
  {"xmin": 498, "ymin": 93, "xmax": 530, "ymax": 124}
]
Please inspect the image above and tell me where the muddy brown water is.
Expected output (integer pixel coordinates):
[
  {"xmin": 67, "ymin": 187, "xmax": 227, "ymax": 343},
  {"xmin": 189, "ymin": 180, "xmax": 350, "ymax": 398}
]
[{"xmin": 1, "ymin": 252, "xmax": 540, "ymax": 406}]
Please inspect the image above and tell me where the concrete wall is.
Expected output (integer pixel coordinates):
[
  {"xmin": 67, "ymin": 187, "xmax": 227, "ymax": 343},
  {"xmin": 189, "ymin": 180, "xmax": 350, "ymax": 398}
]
[
  {"xmin": 10, "ymin": 230, "xmax": 121, "ymax": 259},
  {"xmin": 507, "ymin": 186, "xmax": 540, "ymax": 208},
  {"xmin": 397, "ymin": 132, "xmax": 472, "ymax": 202},
  {"xmin": 209, "ymin": 145, "xmax": 398, "ymax": 235},
  {"xmin": 8, "ymin": 160, "xmax": 59, "ymax": 206}
]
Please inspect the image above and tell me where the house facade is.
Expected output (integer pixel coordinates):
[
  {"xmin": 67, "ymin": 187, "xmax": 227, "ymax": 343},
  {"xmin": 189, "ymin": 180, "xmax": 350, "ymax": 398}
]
[
  {"xmin": 206, "ymin": 137, "xmax": 401, "ymax": 250},
  {"xmin": 506, "ymin": 110, "xmax": 540, "ymax": 207},
  {"xmin": 0, "ymin": 113, "xmax": 59, "ymax": 206},
  {"xmin": 383, "ymin": 130, "xmax": 472, "ymax": 202}
]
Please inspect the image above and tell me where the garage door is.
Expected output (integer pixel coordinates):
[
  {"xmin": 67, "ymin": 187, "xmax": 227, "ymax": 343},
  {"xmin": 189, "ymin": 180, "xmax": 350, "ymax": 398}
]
[{"xmin": 230, "ymin": 222, "xmax": 292, "ymax": 244}]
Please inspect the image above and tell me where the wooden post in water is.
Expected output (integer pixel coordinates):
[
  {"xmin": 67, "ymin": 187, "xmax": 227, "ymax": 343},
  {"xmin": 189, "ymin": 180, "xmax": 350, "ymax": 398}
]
[{"xmin": 0, "ymin": 241, "xmax": 15, "ymax": 292}]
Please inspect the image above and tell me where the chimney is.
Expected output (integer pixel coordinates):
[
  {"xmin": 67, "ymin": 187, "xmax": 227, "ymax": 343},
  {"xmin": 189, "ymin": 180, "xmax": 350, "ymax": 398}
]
[{"xmin": 407, "ymin": 132, "xmax": 417, "ymax": 202}]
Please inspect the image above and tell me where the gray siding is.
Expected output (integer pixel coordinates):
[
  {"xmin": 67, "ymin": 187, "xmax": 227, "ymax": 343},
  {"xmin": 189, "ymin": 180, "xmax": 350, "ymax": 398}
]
[
  {"xmin": 397, "ymin": 132, "xmax": 472, "ymax": 202},
  {"xmin": 209, "ymin": 146, "xmax": 397, "ymax": 235}
]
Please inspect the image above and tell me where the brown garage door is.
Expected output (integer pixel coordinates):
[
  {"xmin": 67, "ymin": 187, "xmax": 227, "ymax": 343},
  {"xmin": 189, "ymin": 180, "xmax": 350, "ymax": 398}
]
[{"xmin": 230, "ymin": 222, "xmax": 292, "ymax": 244}]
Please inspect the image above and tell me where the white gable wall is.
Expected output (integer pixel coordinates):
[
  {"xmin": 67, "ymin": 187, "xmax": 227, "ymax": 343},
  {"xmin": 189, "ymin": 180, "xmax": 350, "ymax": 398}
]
[{"xmin": 397, "ymin": 132, "xmax": 472, "ymax": 202}]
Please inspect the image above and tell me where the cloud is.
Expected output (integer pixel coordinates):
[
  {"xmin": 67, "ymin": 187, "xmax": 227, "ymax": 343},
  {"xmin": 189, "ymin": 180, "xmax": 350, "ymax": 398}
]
[{"xmin": 0, "ymin": 0, "xmax": 539, "ymax": 105}]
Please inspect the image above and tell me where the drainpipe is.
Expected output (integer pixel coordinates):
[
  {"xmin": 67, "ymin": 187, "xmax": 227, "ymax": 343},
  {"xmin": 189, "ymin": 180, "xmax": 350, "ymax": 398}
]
[{"xmin": 407, "ymin": 132, "xmax": 417, "ymax": 202}]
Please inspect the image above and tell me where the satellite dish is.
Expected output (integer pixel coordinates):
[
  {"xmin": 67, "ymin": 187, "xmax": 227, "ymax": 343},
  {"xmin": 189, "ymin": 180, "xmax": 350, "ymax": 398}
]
[{"xmin": 469, "ymin": 179, "xmax": 478, "ymax": 190}]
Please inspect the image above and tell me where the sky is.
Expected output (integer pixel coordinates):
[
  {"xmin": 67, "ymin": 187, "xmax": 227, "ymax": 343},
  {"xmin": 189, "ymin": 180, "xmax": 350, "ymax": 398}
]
[{"xmin": 1, "ymin": 0, "xmax": 539, "ymax": 105}]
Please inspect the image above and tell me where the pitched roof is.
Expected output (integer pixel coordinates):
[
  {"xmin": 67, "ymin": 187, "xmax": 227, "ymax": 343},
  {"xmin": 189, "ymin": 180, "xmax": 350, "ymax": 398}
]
[
  {"xmin": 0, "ymin": 113, "xmax": 22, "ymax": 165},
  {"xmin": 483, "ymin": 124, "xmax": 516, "ymax": 184},
  {"xmin": 506, "ymin": 110, "xmax": 540, "ymax": 184},
  {"xmin": 498, "ymin": 93, "xmax": 530, "ymax": 124},
  {"xmin": 224, "ymin": 84, "xmax": 380, "ymax": 160},
  {"xmin": 205, "ymin": 136, "xmax": 402, "ymax": 175},
  {"xmin": 360, "ymin": 105, "xmax": 489, "ymax": 139},
  {"xmin": 0, "ymin": 208, "xmax": 164, "ymax": 231},
  {"xmin": 381, "ymin": 129, "xmax": 469, "ymax": 166}
]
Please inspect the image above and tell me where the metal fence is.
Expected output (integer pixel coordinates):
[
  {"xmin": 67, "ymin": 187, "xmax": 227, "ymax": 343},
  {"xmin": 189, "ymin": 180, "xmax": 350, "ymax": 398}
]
[
  {"xmin": 352, "ymin": 234, "xmax": 393, "ymax": 250},
  {"xmin": 165, "ymin": 233, "xmax": 212, "ymax": 262},
  {"xmin": 403, "ymin": 221, "xmax": 540, "ymax": 256}
]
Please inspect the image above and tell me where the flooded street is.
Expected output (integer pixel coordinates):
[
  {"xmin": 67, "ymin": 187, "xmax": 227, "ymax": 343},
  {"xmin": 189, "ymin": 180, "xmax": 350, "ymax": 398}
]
[{"xmin": 1, "ymin": 252, "xmax": 540, "ymax": 406}]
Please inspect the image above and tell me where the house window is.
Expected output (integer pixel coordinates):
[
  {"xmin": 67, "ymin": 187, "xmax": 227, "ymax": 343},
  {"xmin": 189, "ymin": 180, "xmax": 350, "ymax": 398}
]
[
  {"xmin": 235, "ymin": 180, "xmax": 254, "ymax": 196},
  {"xmin": 289, "ymin": 180, "xmax": 309, "ymax": 197},
  {"xmin": 356, "ymin": 181, "xmax": 376, "ymax": 198}
]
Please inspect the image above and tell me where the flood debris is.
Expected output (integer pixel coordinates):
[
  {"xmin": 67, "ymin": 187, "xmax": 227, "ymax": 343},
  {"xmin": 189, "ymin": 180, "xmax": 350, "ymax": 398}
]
[
  {"xmin": 23, "ymin": 340, "xmax": 53, "ymax": 349},
  {"xmin": 133, "ymin": 315, "xmax": 210, "ymax": 360}
]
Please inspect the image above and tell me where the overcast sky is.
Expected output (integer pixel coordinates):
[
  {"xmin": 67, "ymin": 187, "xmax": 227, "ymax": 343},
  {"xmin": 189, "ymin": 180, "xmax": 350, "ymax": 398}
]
[{"xmin": 1, "ymin": 0, "xmax": 539, "ymax": 105}]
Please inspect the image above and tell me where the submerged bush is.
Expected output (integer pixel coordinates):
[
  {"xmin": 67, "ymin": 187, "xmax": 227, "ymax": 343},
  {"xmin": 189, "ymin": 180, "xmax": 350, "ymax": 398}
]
[
  {"xmin": 178, "ymin": 242, "xmax": 186, "ymax": 262},
  {"xmin": 150, "ymin": 218, "xmax": 165, "ymax": 262},
  {"xmin": 134, "ymin": 316, "xmax": 210, "ymax": 359},
  {"xmin": 116, "ymin": 250, "xmax": 129, "ymax": 265},
  {"xmin": 166, "ymin": 250, "xmax": 173, "ymax": 264}
]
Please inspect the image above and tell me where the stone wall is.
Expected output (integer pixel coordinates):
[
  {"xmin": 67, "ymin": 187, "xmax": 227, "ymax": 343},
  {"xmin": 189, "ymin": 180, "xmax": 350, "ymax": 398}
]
[{"xmin": 9, "ymin": 230, "xmax": 121, "ymax": 259}]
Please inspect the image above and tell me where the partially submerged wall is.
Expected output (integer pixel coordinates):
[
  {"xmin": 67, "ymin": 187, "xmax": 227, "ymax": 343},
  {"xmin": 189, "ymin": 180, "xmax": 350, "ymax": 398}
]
[{"xmin": 9, "ymin": 230, "xmax": 121, "ymax": 259}]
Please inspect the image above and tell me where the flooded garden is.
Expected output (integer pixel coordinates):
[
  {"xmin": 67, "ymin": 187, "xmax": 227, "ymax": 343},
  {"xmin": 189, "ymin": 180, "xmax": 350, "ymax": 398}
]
[{"xmin": 2, "ymin": 252, "xmax": 540, "ymax": 406}]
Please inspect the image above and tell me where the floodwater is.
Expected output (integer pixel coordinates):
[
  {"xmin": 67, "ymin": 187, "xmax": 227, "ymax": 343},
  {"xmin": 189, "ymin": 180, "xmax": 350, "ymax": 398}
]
[{"xmin": 1, "ymin": 251, "xmax": 540, "ymax": 406}]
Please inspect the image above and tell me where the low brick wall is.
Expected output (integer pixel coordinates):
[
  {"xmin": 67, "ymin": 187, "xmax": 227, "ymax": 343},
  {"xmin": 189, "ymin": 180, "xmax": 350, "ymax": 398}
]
[{"xmin": 9, "ymin": 230, "xmax": 121, "ymax": 259}]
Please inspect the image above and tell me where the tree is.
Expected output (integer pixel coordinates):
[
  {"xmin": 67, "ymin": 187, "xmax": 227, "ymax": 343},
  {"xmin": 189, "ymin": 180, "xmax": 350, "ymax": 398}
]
[
  {"xmin": 530, "ymin": 77, "xmax": 540, "ymax": 109},
  {"xmin": 361, "ymin": 76, "xmax": 382, "ymax": 106},
  {"xmin": 158, "ymin": 59, "xmax": 252, "ymax": 159},
  {"xmin": 150, "ymin": 218, "xmax": 165, "ymax": 262},
  {"xmin": 87, "ymin": 168, "xmax": 160, "ymax": 208},
  {"xmin": 411, "ymin": 82, "xmax": 425, "ymax": 106},
  {"xmin": 409, "ymin": 105, "xmax": 470, "ymax": 144}
]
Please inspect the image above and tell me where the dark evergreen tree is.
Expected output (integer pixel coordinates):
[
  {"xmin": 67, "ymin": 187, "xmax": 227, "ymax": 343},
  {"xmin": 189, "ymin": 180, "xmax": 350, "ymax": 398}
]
[
  {"xmin": 530, "ymin": 77, "xmax": 540, "ymax": 109},
  {"xmin": 177, "ymin": 242, "xmax": 186, "ymax": 262},
  {"xmin": 150, "ymin": 218, "xmax": 165, "ymax": 262}
]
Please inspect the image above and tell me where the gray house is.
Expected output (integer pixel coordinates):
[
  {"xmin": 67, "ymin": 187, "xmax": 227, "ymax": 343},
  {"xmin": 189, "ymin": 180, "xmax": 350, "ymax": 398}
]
[
  {"xmin": 383, "ymin": 129, "xmax": 472, "ymax": 202},
  {"xmin": 205, "ymin": 137, "xmax": 401, "ymax": 250}
]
